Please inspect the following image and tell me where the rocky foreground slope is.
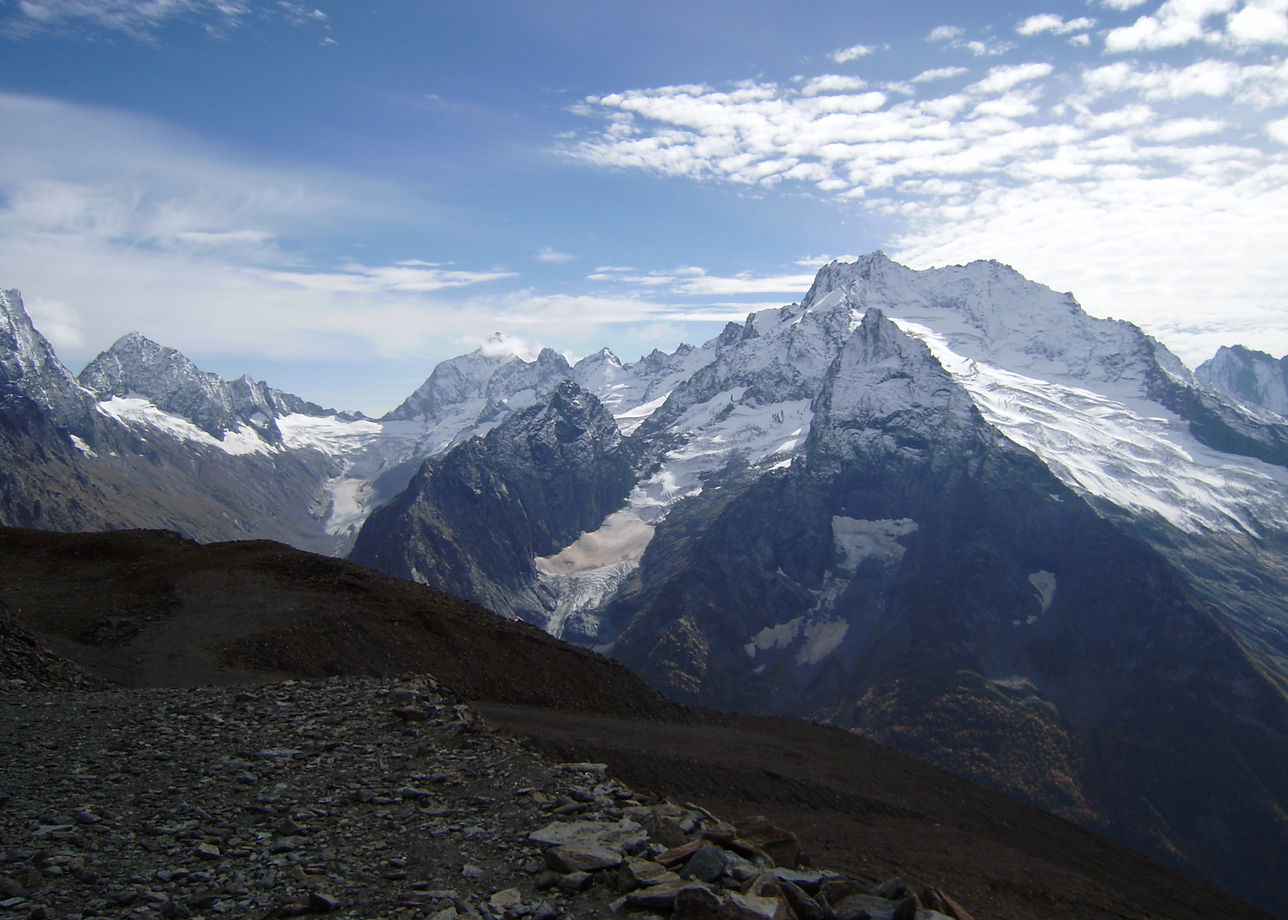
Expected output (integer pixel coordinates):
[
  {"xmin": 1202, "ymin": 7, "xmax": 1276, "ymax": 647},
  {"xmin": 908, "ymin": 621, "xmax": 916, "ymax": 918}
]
[
  {"xmin": 2, "ymin": 675, "xmax": 1277, "ymax": 920},
  {"xmin": 10, "ymin": 675, "xmax": 938, "ymax": 920},
  {"xmin": 1, "ymin": 526, "xmax": 1279, "ymax": 920}
]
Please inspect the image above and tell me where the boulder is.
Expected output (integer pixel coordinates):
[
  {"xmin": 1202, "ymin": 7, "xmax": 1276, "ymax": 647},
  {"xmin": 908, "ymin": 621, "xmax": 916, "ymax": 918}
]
[
  {"xmin": 733, "ymin": 817, "xmax": 800, "ymax": 869},
  {"xmin": 544, "ymin": 842, "xmax": 623, "ymax": 874}
]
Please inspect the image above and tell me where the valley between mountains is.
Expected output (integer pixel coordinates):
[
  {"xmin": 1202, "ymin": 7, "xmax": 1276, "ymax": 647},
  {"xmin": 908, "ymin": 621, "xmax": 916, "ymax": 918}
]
[{"xmin": 4, "ymin": 254, "xmax": 1288, "ymax": 916}]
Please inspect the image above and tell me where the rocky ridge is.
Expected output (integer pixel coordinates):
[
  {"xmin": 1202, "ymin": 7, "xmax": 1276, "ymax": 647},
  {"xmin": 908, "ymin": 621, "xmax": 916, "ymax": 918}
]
[
  {"xmin": 78, "ymin": 333, "xmax": 334, "ymax": 445},
  {"xmin": 2, "ymin": 676, "xmax": 979, "ymax": 920},
  {"xmin": 1196, "ymin": 345, "xmax": 1288, "ymax": 417}
]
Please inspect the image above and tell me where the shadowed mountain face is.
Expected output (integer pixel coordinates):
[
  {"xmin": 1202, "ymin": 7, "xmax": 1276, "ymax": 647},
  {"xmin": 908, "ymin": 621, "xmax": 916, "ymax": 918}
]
[
  {"xmin": 349, "ymin": 380, "xmax": 644, "ymax": 621},
  {"xmin": 0, "ymin": 524, "xmax": 1275, "ymax": 920},
  {"xmin": 349, "ymin": 308, "xmax": 1288, "ymax": 914},
  {"xmin": 602, "ymin": 312, "xmax": 1288, "ymax": 906}
]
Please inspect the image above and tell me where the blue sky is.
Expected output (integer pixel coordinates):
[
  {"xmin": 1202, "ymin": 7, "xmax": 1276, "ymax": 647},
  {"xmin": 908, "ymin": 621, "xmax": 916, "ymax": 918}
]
[{"xmin": 2, "ymin": 0, "xmax": 1287, "ymax": 414}]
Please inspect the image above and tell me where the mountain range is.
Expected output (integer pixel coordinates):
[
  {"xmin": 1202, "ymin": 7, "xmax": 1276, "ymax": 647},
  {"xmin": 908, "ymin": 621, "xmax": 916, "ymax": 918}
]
[{"xmin": 4, "ymin": 255, "xmax": 1288, "ymax": 915}]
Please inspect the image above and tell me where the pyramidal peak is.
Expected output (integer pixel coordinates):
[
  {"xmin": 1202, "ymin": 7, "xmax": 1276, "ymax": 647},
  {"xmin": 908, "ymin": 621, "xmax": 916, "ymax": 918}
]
[
  {"xmin": 78, "ymin": 331, "xmax": 331, "ymax": 443},
  {"xmin": 0, "ymin": 288, "xmax": 95, "ymax": 433},
  {"xmin": 810, "ymin": 308, "xmax": 985, "ymax": 463}
]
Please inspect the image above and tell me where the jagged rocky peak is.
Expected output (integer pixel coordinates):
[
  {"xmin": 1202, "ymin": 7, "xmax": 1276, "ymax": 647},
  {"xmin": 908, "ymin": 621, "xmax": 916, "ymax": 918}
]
[
  {"xmin": 572, "ymin": 347, "xmax": 623, "ymax": 394},
  {"xmin": 577, "ymin": 346, "xmax": 621, "ymax": 369},
  {"xmin": 482, "ymin": 347, "xmax": 573, "ymax": 415},
  {"xmin": 383, "ymin": 344, "xmax": 513, "ymax": 422},
  {"xmin": 635, "ymin": 343, "xmax": 694, "ymax": 372},
  {"xmin": 810, "ymin": 308, "xmax": 982, "ymax": 464},
  {"xmin": 348, "ymin": 378, "xmax": 638, "ymax": 615},
  {"xmin": 79, "ymin": 332, "xmax": 235, "ymax": 432},
  {"xmin": 82, "ymin": 332, "xmax": 193, "ymax": 387},
  {"xmin": 492, "ymin": 378, "xmax": 624, "ymax": 460},
  {"xmin": 227, "ymin": 373, "xmax": 332, "ymax": 424},
  {"xmin": 382, "ymin": 336, "xmax": 574, "ymax": 424},
  {"xmin": 1197, "ymin": 345, "xmax": 1288, "ymax": 416},
  {"xmin": 0, "ymin": 288, "xmax": 94, "ymax": 432},
  {"xmin": 78, "ymin": 332, "xmax": 325, "ymax": 440}
]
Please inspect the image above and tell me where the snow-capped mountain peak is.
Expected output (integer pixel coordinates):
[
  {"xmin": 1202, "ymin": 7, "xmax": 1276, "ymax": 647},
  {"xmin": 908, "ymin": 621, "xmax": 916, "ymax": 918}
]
[
  {"xmin": 77, "ymin": 332, "xmax": 331, "ymax": 445},
  {"xmin": 1197, "ymin": 345, "xmax": 1288, "ymax": 417},
  {"xmin": 0, "ymin": 289, "xmax": 94, "ymax": 433},
  {"xmin": 814, "ymin": 307, "xmax": 979, "ymax": 447},
  {"xmin": 802, "ymin": 256, "xmax": 1181, "ymax": 400}
]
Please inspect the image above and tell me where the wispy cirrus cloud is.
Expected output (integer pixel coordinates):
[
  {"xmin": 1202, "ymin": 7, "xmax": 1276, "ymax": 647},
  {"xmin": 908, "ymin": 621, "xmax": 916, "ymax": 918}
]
[
  {"xmin": 5, "ymin": 0, "xmax": 330, "ymax": 40},
  {"xmin": 566, "ymin": 1, "xmax": 1288, "ymax": 365},
  {"xmin": 267, "ymin": 262, "xmax": 516, "ymax": 295},
  {"xmin": 0, "ymin": 93, "xmax": 516, "ymax": 368},
  {"xmin": 584, "ymin": 265, "xmax": 815, "ymax": 297},
  {"xmin": 0, "ymin": 92, "xmax": 757, "ymax": 410}
]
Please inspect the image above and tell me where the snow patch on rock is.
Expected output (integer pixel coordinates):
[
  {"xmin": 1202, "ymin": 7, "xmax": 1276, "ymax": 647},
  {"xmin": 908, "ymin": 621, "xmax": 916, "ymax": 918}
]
[
  {"xmin": 832, "ymin": 517, "xmax": 918, "ymax": 570},
  {"xmin": 68, "ymin": 434, "xmax": 96, "ymax": 457},
  {"xmin": 796, "ymin": 619, "xmax": 849, "ymax": 665},
  {"xmin": 632, "ymin": 394, "xmax": 813, "ymax": 518},
  {"xmin": 1029, "ymin": 571, "xmax": 1057, "ymax": 613},
  {"xmin": 96, "ymin": 397, "xmax": 273, "ymax": 456},
  {"xmin": 744, "ymin": 618, "xmax": 802, "ymax": 657},
  {"xmin": 535, "ymin": 509, "xmax": 657, "ymax": 639},
  {"xmin": 742, "ymin": 615, "xmax": 848, "ymax": 665}
]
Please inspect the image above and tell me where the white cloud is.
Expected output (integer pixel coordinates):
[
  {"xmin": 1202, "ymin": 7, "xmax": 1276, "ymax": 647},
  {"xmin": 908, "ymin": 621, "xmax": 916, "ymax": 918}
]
[
  {"xmin": 569, "ymin": 29, "xmax": 1288, "ymax": 371},
  {"xmin": 1080, "ymin": 103, "xmax": 1157, "ymax": 130},
  {"xmin": 926, "ymin": 25, "xmax": 965, "ymax": 42},
  {"xmin": 1017, "ymin": 13, "xmax": 1097, "ymax": 35},
  {"xmin": 831, "ymin": 43, "xmax": 877, "ymax": 63},
  {"xmin": 584, "ymin": 264, "xmax": 818, "ymax": 297},
  {"xmin": 1104, "ymin": 0, "xmax": 1238, "ymax": 52},
  {"xmin": 6, "ymin": 0, "xmax": 335, "ymax": 40},
  {"xmin": 923, "ymin": 24, "xmax": 1013, "ymax": 53},
  {"xmin": 1081, "ymin": 57, "xmax": 1288, "ymax": 104},
  {"xmin": 268, "ymin": 262, "xmax": 516, "ymax": 295},
  {"xmin": 24, "ymin": 297, "xmax": 86, "ymax": 351},
  {"xmin": 1100, "ymin": 0, "xmax": 1150, "ymax": 9},
  {"xmin": 1143, "ymin": 116, "xmax": 1228, "ymax": 140},
  {"xmin": 1227, "ymin": 2, "xmax": 1288, "ymax": 44},
  {"xmin": 801, "ymin": 75, "xmax": 870, "ymax": 96},
  {"xmin": 536, "ymin": 247, "xmax": 576, "ymax": 263},
  {"xmin": 796, "ymin": 253, "xmax": 861, "ymax": 267},
  {"xmin": 892, "ymin": 171, "xmax": 1288, "ymax": 368},
  {"xmin": 912, "ymin": 66, "xmax": 970, "ymax": 84},
  {"xmin": 8, "ymin": 0, "xmax": 227, "ymax": 38},
  {"xmin": 474, "ymin": 331, "xmax": 538, "ymax": 360},
  {"xmin": 0, "ymin": 93, "xmax": 525, "ymax": 375},
  {"xmin": 969, "ymin": 63, "xmax": 1056, "ymax": 94},
  {"xmin": 965, "ymin": 39, "xmax": 1016, "ymax": 56},
  {"xmin": 669, "ymin": 270, "xmax": 819, "ymax": 296}
]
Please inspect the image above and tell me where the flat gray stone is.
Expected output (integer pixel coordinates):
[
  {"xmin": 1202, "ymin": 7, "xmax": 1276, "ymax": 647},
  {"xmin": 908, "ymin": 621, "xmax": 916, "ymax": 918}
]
[{"xmin": 544, "ymin": 842, "xmax": 623, "ymax": 873}]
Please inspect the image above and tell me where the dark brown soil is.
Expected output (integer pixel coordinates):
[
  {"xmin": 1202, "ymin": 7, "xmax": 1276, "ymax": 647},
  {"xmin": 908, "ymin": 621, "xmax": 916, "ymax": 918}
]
[
  {"xmin": 480, "ymin": 704, "xmax": 1275, "ymax": 920},
  {"xmin": 0, "ymin": 526, "xmax": 678, "ymax": 718}
]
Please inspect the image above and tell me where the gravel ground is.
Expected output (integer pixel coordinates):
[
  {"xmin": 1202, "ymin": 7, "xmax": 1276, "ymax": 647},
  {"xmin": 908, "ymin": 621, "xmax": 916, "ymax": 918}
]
[{"xmin": 0, "ymin": 677, "xmax": 647, "ymax": 920}]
